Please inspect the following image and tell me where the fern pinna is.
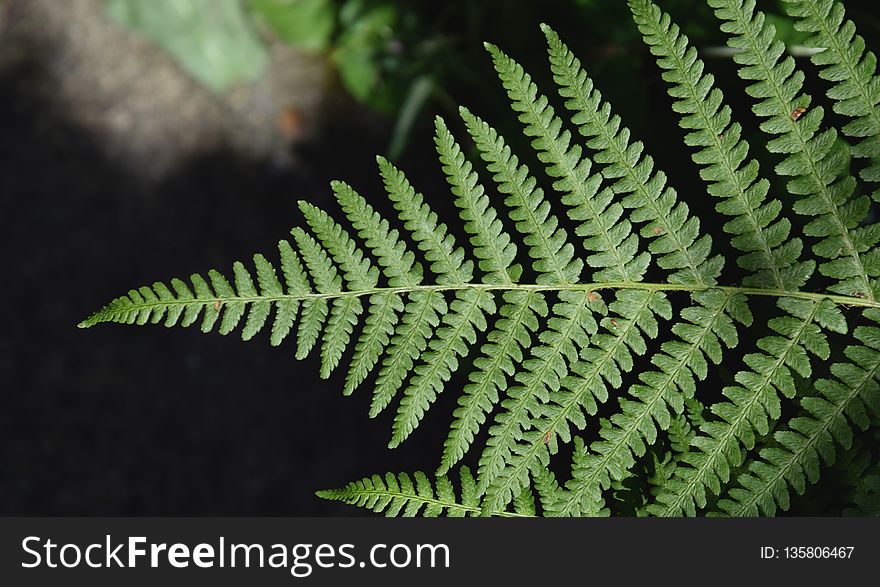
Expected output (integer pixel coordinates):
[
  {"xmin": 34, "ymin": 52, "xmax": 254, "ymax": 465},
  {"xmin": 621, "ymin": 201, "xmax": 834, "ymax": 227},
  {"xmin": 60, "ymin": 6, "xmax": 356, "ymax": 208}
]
[{"xmin": 80, "ymin": 0, "xmax": 880, "ymax": 517}]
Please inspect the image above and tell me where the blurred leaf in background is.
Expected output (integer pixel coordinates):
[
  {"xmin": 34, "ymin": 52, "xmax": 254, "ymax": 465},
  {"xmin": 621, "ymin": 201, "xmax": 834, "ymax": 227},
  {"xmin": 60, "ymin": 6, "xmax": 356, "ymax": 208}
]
[
  {"xmin": 250, "ymin": 0, "xmax": 335, "ymax": 50},
  {"xmin": 332, "ymin": 0, "xmax": 397, "ymax": 105},
  {"xmin": 251, "ymin": 0, "xmax": 415, "ymax": 157},
  {"xmin": 106, "ymin": 0, "xmax": 268, "ymax": 91}
]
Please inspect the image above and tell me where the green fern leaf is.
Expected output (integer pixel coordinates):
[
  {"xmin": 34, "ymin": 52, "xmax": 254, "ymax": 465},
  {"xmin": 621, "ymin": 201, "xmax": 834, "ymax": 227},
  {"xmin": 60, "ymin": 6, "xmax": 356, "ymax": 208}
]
[
  {"xmin": 714, "ymin": 311, "xmax": 880, "ymax": 516},
  {"xmin": 782, "ymin": 0, "xmax": 880, "ymax": 190},
  {"xmin": 316, "ymin": 467, "xmax": 527, "ymax": 517},
  {"xmin": 629, "ymin": 0, "xmax": 813, "ymax": 291},
  {"xmin": 439, "ymin": 289, "xmax": 547, "ymax": 474},
  {"xmin": 709, "ymin": 0, "xmax": 878, "ymax": 302},
  {"xmin": 78, "ymin": 5, "xmax": 880, "ymax": 519},
  {"xmin": 541, "ymin": 24, "xmax": 722, "ymax": 287}
]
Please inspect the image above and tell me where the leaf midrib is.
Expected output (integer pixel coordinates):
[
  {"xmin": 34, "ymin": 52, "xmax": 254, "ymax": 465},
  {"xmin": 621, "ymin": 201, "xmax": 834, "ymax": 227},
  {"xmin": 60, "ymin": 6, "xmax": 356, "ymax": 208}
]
[{"xmin": 81, "ymin": 280, "xmax": 880, "ymax": 328}]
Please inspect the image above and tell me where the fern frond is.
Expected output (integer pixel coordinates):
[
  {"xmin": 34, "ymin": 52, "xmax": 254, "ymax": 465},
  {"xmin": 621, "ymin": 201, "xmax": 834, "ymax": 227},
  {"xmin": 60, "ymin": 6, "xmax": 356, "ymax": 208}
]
[
  {"xmin": 295, "ymin": 297, "xmax": 327, "ymax": 360},
  {"xmin": 478, "ymin": 289, "xmax": 601, "ymax": 510},
  {"xmin": 624, "ymin": 0, "xmax": 838, "ymax": 516},
  {"xmin": 709, "ymin": 0, "xmax": 878, "ymax": 302},
  {"xmin": 290, "ymin": 227, "xmax": 359, "ymax": 379},
  {"xmin": 378, "ymin": 157, "xmax": 474, "ymax": 285},
  {"xmin": 439, "ymin": 289, "xmax": 547, "ymax": 474},
  {"xmin": 532, "ymin": 466, "xmax": 565, "ymax": 515},
  {"xmin": 370, "ymin": 290, "xmax": 446, "ymax": 417},
  {"xmin": 276, "ymin": 233, "xmax": 323, "ymax": 359},
  {"xmin": 629, "ymin": 0, "xmax": 814, "ymax": 291},
  {"xmin": 554, "ymin": 288, "xmax": 747, "ymax": 516},
  {"xmin": 487, "ymin": 288, "xmax": 667, "ymax": 515},
  {"xmin": 649, "ymin": 298, "xmax": 847, "ymax": 515},
  {"xmin": 367, "ymin": 162, "xmax": 470, "ymax": 433},
  {"xmin": 485, "ymin": 42, "xmax": 649, "ymax": 284},
  {"xmin": 434, "ymin": 116, "xmax": 541, "ymax": 472},
  {"xmin": 534, "ymin": 23, "xmax": 769, "ymax": 517},
  {"xmin": 713, "ymin": 310, "xmax": 880, "ymax": 516},
  {"xmin": 331, "ymin": 181, "xmax": 430, "ymax": 402},
  {"xmin": 79, "ymin": 9, "xmax": 880, "ymax": 518},
  {"xmin": 460, "ymin": 107, "xmax": 582, "ymax": 284},
  {"xmin": 668, "ymin": 2, "xmax": 878, "ymax": 514},
  {"xmin": 668, "ymin": 398, "xmax": 706, "ymax": 456},
  {"xmin": 541, "ymin": 25, "xmax": 722, "ymax": 287},
  {"xmin": 299, "ymin": 202, "xmax": 380, "ymax": 379},
  {"xmin": 331, "ymin": 180, "xmax": 423, "ymax": 289},
  {"xmin": 477, "ymin": 41, "xmax": 673, "ymax": 511},
  {"xmin": 550, "ymin": 437, "xmax": 610, "ymax": 516},
  {"xmin": 513, "ymin": 485, "xmax": 538, "ymax": 516},
  {"xmin": 550, "ymin": 291, "xmax": 668, "ymax": 448},
  {"xmin": 316, "ymin": 467, "xmax": 528, "ymax": 517},
  {"xmin": 612, "ymin": 398, "xmax": 707, "ymax": 515},
  {"xmin": 344, "ymin": 291, "xmax": 403, "ymax": 396},
  {"xmin": 434, "ymin": 116, "xmax": 522, "ymax": 285},
  {"xmin": 474, "ymin": 26, "xmax": 728, "ymax": 514},
  {"xmin": 438, "ymin": 109, "xmax": 590, "ymax": 479},
  {"xmin": 782, "ymin": 0, "xmax": 880, "ymax": 190},
  {"xmin": 457, "ymin": 106, "xmax": 598, "ymax": 499},
  {"xmin": 379, "ymin": 155, "xmax": 506, "ymax": 446},
  {"xmin": 234, "ymin": 260, "xmax": 266, "ymax": 340},
  {"xmin": 392, "ymin": 287, "xmax": 496, "ymax": 447}
]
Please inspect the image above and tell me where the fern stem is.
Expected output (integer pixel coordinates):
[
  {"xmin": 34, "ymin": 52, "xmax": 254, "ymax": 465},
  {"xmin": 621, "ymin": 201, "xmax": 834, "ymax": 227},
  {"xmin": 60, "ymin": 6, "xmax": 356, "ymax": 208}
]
[{"xmin": 80, "ymin": 281, "xmax": 880, "ymax": 328}]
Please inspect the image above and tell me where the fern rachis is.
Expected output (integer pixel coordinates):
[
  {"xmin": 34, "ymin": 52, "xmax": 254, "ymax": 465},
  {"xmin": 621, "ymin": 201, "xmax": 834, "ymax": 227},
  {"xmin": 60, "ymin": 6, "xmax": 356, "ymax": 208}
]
[{"xmin": 80, "ymin": 0, "xmax": 880, "ymax": 516}]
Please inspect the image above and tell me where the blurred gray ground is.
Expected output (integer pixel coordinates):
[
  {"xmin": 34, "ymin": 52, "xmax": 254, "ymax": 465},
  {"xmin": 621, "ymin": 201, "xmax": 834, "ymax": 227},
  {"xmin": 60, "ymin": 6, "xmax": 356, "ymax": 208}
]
[{"xmin": 0, "ymin": 0, "xmax": 330, "ymax": 179}]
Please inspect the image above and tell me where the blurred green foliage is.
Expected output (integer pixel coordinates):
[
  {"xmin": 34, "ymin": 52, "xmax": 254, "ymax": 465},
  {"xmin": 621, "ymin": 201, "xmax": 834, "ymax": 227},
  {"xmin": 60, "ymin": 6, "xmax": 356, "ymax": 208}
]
[
  {"xmin": 250, "ymin": 0, "xmax": 335, "ymax": 50},
  {"xmin": 106, "ymin": 0, "xmax": 833, "ymax": 158},
  {"xmin": 107, "ymin": 0, "xmax": 268, "ymax": 91}
]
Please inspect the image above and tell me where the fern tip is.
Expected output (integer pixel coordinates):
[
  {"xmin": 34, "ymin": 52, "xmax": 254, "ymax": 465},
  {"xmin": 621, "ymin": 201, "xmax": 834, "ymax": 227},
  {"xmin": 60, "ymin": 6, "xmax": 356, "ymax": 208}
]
[
  {"xmin": 314, "ymin": 489, "xmax": 337, "ymax": 500},
  {"xmin": 78, "ymin": 309, "xmax": 107, "ymax": 328}
]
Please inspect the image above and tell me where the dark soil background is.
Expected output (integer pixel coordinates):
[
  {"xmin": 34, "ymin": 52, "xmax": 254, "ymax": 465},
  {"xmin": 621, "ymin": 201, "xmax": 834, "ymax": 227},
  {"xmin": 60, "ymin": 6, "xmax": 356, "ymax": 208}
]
[
  {"xmin": 2, "ymin": 0, "xmax": 877, "ymax": 516},
  {"xmin": 0, "ymin": 0, "xmax": 423, "ymax": 515}
]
